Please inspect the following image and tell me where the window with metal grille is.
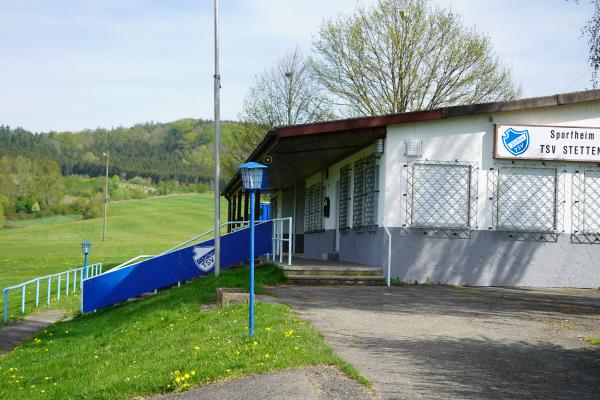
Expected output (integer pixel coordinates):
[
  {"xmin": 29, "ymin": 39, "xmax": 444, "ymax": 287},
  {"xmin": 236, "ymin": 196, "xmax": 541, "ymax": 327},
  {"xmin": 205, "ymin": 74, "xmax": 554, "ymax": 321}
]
[
  {"xmin": 339, "ymin": 166, "xmax": 351, "ymax": 230},
  {"xmin": 496, "ymin": 167, "xmax": 558, "ymax": 232},
  {"xmin": 408, "ymin": 161, "xmax": 474, "ymax": 229},
  {"xmin": 353, "ymin": 156, "xmax": 379, "ymax": 231},
  {"xmin": 304, "ymin": 182, "xmax": 324, "ymax": 233},
  {"xmin": 572, "ymin": 168, "xmax": 600, "ymax": 242}
]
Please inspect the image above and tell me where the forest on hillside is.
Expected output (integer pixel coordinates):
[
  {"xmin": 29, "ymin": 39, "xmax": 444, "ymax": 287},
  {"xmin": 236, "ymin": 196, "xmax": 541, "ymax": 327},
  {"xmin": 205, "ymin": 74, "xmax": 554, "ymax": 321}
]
[
  {"xmin": 0, "ymin": 119, "xmax": 267, "ymax": 223},
  {"xmin": 0, "ymin": 119, "xmax": 265, "ymax": 184}
]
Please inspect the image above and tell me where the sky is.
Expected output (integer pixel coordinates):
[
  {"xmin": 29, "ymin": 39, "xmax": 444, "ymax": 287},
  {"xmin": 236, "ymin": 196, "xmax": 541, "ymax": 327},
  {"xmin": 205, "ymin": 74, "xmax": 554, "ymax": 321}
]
[{"xmin": 0, "ymin": 0, "xmax": 596, "ymax": 132}]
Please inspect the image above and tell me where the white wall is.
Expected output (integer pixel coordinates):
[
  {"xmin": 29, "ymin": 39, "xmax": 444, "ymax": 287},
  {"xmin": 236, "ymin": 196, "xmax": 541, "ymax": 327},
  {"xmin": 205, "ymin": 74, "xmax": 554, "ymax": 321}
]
[{"xmin": 384, "ymin": 101, "xmax": 600, "ymax": 234}]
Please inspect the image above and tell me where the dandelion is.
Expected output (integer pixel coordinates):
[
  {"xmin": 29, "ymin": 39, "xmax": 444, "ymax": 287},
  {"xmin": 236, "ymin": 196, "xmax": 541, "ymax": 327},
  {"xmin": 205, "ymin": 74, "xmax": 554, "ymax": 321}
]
[
  {"xmin": 44, "ymin": 377, "xmax": 49, "ymax": 380},
  {"xmin": 191, "ymin": 371, "xmax": 196, "ymax": 376},
  {"xmin": 175, "ymin": 377, "xmax": 181, "ymax": 383},
  {"xmin": 294, "ymin": 346, "xmax": 300, "ymax": 350},
  {"xmin": 184, "ymin": 373, "xmax": 190, "ymax": 379},
  {"xmin": 194, "ymin": 346, "xmax": 201, "ymax": 350},
  {"xmin": 174, "ymin": 370, "xmax": 180, "ymax": 375},
  {"xmin": 235, "ymin": 351, "xmax": 240, "ymax": 355},
  {"xmin": 265, "ymin": 327, "xmax": 271, "ymax": 332},
  {"xmin": 264, "ymin": 354, "xmax": 270, "ymax": 359},
  {"xmin": 225, "ymin": 369, "xmax": 231, "ymax": 373},
  {"xmin": 41, "ymin": 390, "xmax": 45, "ymax": 393}
]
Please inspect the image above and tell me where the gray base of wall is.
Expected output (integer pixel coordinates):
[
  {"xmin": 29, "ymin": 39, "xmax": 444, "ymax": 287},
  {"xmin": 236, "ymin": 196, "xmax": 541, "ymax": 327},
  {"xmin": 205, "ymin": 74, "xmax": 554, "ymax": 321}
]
[
  {"xmin": 303, "ymin": 230, "xmax": 336, "ymax": 260},
  {"xmin": 309, "ymin": 228, "xmax": 600, "ymax": 288}
]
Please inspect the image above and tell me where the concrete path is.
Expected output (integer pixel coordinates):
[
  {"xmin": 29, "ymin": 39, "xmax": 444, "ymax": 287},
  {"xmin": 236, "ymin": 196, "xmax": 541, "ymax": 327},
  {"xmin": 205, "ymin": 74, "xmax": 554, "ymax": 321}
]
[
  {"xmin": 151, "ymin": 366, "xmax": 376, "ymax": 400},
  {"xmin": 0, "ymin": 310, "xmax": 65, "ymax": 355},
  {"xmin": 272, "ymin": 285, "xmax": 600, "ymax": 400}
]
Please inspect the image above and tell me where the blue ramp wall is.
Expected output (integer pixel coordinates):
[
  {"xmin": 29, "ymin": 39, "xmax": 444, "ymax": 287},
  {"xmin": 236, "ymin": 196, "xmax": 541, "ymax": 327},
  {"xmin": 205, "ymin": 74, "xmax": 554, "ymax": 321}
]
[{"xmin": 82, "ymin": 221, "xmax": 273, "ymax": 313}]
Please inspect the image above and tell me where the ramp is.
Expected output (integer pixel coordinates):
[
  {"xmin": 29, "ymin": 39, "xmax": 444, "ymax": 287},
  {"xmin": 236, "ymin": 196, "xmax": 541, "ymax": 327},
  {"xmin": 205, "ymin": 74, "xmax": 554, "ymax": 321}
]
[{"xmin": 82, "ymin": 221, "xmax": 273, "ymax": 313}]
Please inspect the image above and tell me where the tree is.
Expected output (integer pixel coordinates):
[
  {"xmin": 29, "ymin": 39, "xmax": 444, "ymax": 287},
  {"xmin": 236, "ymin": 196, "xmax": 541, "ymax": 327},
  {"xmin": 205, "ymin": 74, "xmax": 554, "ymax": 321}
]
[
  {"xmin": 573, "ymin": 0, "xmax": 600, "ymax": 86},
  {"xmin": 240, "ymin": 47, "xmax": 336, "ymax": 127},
  {"xmin": 312, "ymin": 0, "xmax": 521, "ymax": 116}
]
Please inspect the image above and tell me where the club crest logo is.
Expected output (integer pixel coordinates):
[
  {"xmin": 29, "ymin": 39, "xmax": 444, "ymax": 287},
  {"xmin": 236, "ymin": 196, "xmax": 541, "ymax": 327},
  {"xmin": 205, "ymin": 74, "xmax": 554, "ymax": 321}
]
[
  {"xmin": 502, "ymin": 127, "xmax": 530, "ymax": 156},
  {"xmin": 192, "ymin": 246, "xmax": 215, "ymax": 272}
]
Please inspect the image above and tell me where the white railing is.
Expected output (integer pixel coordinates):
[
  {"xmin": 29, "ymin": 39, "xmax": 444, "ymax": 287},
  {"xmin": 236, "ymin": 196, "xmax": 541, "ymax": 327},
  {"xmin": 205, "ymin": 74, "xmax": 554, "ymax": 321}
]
[
  {"xmin": 270, "ymin": 217, "xmax": 293, "ymax": 266},
  {"xmin": 3, "ymin": 263, "xmax": 103, "ymax": 323}
]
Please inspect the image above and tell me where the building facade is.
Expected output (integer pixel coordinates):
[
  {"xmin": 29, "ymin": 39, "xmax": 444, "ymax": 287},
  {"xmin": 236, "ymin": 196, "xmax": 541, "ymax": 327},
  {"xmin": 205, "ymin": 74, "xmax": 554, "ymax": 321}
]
[{"xmin": 223, "ymin": 90, "xmax": 600, "ymax": 288}]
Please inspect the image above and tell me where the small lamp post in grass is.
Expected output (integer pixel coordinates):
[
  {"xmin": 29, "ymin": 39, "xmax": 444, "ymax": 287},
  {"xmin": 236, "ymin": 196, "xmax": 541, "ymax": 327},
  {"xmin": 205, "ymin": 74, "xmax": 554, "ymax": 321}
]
[
  {"xmin": 237, "ymin": 162, "xmax": 267, "ymax": 337},
  {"xmin": 81, "ymin": 241, "xmax": 93, "ymax": 285}
]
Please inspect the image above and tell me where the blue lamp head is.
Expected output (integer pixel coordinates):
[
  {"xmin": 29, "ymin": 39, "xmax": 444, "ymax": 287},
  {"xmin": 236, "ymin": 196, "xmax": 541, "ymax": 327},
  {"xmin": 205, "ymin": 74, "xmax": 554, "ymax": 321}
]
[
  {"xmin": 81, "ymin": 241, "xmax": 93, "ymax": 255},
  {"xmin": 237, "ymin": 162, "xmax": 267, "ymax": 191}
]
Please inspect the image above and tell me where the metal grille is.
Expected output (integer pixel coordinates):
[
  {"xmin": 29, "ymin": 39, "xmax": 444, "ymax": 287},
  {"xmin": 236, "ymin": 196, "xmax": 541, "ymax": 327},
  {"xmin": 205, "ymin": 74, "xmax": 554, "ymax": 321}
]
[
  {"xmin": 339, "ymin": 165, "xmax": 351, "ymax": 230},
  {"xmin": 572, "ymin": 168, "xmax": 600, "ymax": 243},
  {"xmin": 363, "ymin": 156, "xmax": 378, "ymax": 227},
  {"xmin": 406, "ymin": 161, "xmax": 478, "ymax": 232},
  {"xmin": 304, "ymin": 182, "xmax": 324, "ymax": 233},
  {"xmin": 352, "ymin": 156, "xmax": 379, "ymax": 231},
  {"xmin": 353, "ymin": 159, "xmax": 365, "ymax": 228},
  {"xmin": 489, "ymin": 165, "xmax": 563, "ymax": 240}
]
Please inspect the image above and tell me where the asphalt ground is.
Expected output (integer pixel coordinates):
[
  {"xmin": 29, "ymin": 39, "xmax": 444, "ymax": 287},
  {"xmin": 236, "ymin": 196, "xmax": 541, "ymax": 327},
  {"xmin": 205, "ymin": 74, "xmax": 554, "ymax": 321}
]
[{"xmin": 271, "ymin": 285, "xmax": 600, "ymax": 400}]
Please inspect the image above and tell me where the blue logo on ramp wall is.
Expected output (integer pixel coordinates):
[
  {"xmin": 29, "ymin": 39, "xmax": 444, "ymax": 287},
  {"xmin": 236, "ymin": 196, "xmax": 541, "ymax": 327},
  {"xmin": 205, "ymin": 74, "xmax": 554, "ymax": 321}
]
[
  {"xmin": 193, "ymin": 246, "xmax": 215, "ymax": 272},
  {"xmin": 502, "ymin": 127, "xmax": 530, "ymax": 156}
]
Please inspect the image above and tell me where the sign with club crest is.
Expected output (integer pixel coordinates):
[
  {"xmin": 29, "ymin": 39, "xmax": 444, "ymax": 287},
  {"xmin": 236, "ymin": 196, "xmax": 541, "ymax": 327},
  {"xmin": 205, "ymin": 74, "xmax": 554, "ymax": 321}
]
[
  {"xmin": 192, "ymin": 246, "xmax": 215, "ymax": 272},
  {"xmin": 494, "ymin": 124, "xmax": 600, "ymax": 162}
]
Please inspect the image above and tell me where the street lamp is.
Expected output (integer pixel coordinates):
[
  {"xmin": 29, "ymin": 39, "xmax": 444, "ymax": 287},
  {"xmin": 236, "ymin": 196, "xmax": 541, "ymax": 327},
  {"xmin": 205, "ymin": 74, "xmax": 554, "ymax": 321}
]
[
  {"xmin": 81, "ymin": 241, "xmax": 93, "ymax": 284},
  {"xmin": 237, "ymin": 162, "xmax": 267, "ymax": 337}
]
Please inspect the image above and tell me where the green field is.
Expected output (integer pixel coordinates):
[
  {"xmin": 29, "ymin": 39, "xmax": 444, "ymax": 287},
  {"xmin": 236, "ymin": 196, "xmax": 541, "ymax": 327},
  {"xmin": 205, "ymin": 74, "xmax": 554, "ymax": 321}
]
[
  {"xmin": 0, "ymin": 265, "xmax": 366, "ymax": 400},
  {"xmin": 1, "ymin": 194, "xmax": 225, "ymax": 322}
]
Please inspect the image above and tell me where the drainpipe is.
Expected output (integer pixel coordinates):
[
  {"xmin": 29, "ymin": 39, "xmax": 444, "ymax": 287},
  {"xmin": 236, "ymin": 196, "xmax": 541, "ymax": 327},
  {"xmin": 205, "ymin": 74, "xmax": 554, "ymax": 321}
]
[{"xmin": 382, "ymin": 224, "xmax": 392, "ymax": 287}]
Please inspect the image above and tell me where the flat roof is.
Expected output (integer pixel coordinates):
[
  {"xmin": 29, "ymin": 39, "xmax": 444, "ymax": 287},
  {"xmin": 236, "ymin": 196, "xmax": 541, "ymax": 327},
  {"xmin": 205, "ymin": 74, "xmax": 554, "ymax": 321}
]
[{"xmin": 223, "ymin": 89, "xmax": 600, "ymax": 196}]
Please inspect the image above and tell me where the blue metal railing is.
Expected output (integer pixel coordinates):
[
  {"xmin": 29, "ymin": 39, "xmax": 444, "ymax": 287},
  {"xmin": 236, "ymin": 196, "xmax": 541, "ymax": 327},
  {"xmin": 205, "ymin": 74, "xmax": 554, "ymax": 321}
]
[{"xmin": 3, "ymin": 263, "xmax": 102, "ymax": 323}]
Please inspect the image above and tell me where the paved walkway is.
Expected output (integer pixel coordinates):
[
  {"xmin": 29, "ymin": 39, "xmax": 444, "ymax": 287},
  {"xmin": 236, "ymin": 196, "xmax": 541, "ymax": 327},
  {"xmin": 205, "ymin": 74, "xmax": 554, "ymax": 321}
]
[
  {"xmin": 151, "ymin": 366, "xmax": 376, "ymax": 400},
  {"xmin": 0, "ymin": 310, "xmax": 66, "ymax": 355},
  {"xmin": 272, "ymin": 285, "xmax": 600, "ymax": 400}
]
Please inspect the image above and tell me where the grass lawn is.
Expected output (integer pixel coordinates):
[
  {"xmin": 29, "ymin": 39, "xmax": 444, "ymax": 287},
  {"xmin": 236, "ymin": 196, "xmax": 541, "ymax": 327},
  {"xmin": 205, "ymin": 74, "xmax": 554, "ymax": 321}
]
[
  {"xmin": 0, "ymin": 265, "xmax": 367, "ymax": 399},
  {"xmin": 0, "ymin": 194, "xmax": 226, "ymax": 322}
]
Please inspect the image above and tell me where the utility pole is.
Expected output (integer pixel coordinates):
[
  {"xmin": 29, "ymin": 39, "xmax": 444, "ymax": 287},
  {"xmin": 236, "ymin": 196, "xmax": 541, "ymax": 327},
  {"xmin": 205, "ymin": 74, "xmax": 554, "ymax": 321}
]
[
  {"xmin": 213, "ymin": 0, "xmax": 221, "ymax": 276},
  {"xmin": 102, "ymin": 151, "xmax": 110, "ymax": 241}
]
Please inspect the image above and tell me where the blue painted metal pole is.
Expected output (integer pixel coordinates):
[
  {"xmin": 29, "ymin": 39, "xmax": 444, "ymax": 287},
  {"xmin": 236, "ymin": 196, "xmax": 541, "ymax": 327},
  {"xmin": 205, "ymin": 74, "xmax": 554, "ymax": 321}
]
[
  {"xmin": 21, "ymin": 284, "xmax": 25, "ymax": 314},
  {"xmin": 36, "ymin": 280, "xmax": 40, "ymax": 307},
  {"xmin": 249, "ymin": 190, "xmax": 255, "ymax": 337},
  {"xmin": 3, "ymin": 288, "xmax": 8, "ymax": 323}
]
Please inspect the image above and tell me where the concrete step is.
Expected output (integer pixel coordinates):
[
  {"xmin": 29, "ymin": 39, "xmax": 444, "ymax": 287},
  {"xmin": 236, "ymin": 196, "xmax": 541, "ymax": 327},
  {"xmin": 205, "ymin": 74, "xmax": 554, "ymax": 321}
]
[
  {"xmin": 286, "ymin": 274, "xmax": 385, "ymax": 286},
  {"xmin": 283, "ymin": 264, "xmax": 382, "ymax": 273},
  {"xmin": 284, "ymin": 268, "xmax": 382, "ymax": 277}
]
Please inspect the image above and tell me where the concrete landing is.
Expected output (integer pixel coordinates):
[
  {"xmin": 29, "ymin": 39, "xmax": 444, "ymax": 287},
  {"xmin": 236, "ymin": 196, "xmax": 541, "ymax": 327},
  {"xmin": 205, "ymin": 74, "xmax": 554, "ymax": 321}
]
[{"xmin": 0, "ymin": 310, "xmax": 66, "ymax": 355}]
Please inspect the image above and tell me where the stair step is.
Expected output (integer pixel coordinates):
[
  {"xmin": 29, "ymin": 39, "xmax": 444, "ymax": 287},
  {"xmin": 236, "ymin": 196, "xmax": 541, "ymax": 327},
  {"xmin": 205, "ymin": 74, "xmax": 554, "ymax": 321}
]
[
  {"xmin": 283, "ymin": 265, "xmax": 381, "ymax": 273},
  {"xmin": 286, "ymin": 274, "xmax": 385, "ymax": 286},
  {"xmin": 286, "ymin": 274, "xmax": 384, "ymax": 281},
  {"xmin": 284, "ymin": 269, "xmax": 382, "ymax": 277}
]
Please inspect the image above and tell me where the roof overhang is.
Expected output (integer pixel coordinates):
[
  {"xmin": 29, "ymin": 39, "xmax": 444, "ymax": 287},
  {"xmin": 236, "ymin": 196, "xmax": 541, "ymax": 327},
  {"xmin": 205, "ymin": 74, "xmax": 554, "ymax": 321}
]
[{"xmin": 223, "ymin": 89, "xmax": 600, "ymax": 197}]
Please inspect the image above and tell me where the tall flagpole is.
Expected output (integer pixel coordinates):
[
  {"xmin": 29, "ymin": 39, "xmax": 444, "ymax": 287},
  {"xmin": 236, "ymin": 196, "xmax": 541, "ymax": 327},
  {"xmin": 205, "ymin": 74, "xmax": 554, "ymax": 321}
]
[{"xmin": 213, "ymin": 0, "xmax": 221, "ymax": 277}]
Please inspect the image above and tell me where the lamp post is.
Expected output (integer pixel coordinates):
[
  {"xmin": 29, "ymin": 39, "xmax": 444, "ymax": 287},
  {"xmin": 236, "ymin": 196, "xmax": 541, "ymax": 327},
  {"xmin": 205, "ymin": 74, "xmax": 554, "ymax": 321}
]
[
  {"xmin": 237, "ymin": 162, "xmax": 267, "ymax": 337},
  {"xmin": 102, "ymin": 151, "xmax": 109, "ymax": 241},
  {"xmin": 81, "ymin": 241, "xmax": 93, "ymax": 285}
]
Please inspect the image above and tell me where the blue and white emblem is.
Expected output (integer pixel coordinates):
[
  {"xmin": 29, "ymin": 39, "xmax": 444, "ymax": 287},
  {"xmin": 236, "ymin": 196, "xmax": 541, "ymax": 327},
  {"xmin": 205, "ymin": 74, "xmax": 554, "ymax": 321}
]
[
  {"xmin": 192, "ymin": 246, "xmax": 215, "ymax": 272},
  {"xmin": 501, "ymin": 127, "xmax": 530, "ymax": 156}
]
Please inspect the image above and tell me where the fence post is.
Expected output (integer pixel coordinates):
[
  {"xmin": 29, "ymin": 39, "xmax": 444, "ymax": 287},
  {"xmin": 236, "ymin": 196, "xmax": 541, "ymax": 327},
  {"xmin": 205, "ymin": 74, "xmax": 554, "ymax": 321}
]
[
  {"xmin": 73, "ymin": 269, "xmax": 77, "ymax": 293},
  {"xmin": 36, "ymin": 280, "xmax": 40, "ymax": 307},
  {"xmin": 21, "ymin": 284, "xmax": 26, "ymax": 314},
  {"xmin": 57, "ymin": 275, "xmax": 61, "ymax": 301},
  {"xmin": 47, "ymin": 277, "xmax": 51, "ymax": 305},
  {"xmin": 288, "ymin": 217, "xmax": 293, "ymax": 266},
  {"xmin": 3, "ymin": 288, "xmax": 9, "ymax": 323},
  {"xmin": 279, "ymin": 220, "xmax": 283, "ymax": 264},
  {"xmin": 66, "ymin": 271, "xmax": 70, "ymax": 296}
]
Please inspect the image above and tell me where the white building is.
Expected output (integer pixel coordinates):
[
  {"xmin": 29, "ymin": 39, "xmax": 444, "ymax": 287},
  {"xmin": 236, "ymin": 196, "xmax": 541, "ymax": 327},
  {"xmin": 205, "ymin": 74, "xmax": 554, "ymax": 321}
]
[{"xmin": 223, "ymin": 90, "xmax": 600, "ymax": 288}]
